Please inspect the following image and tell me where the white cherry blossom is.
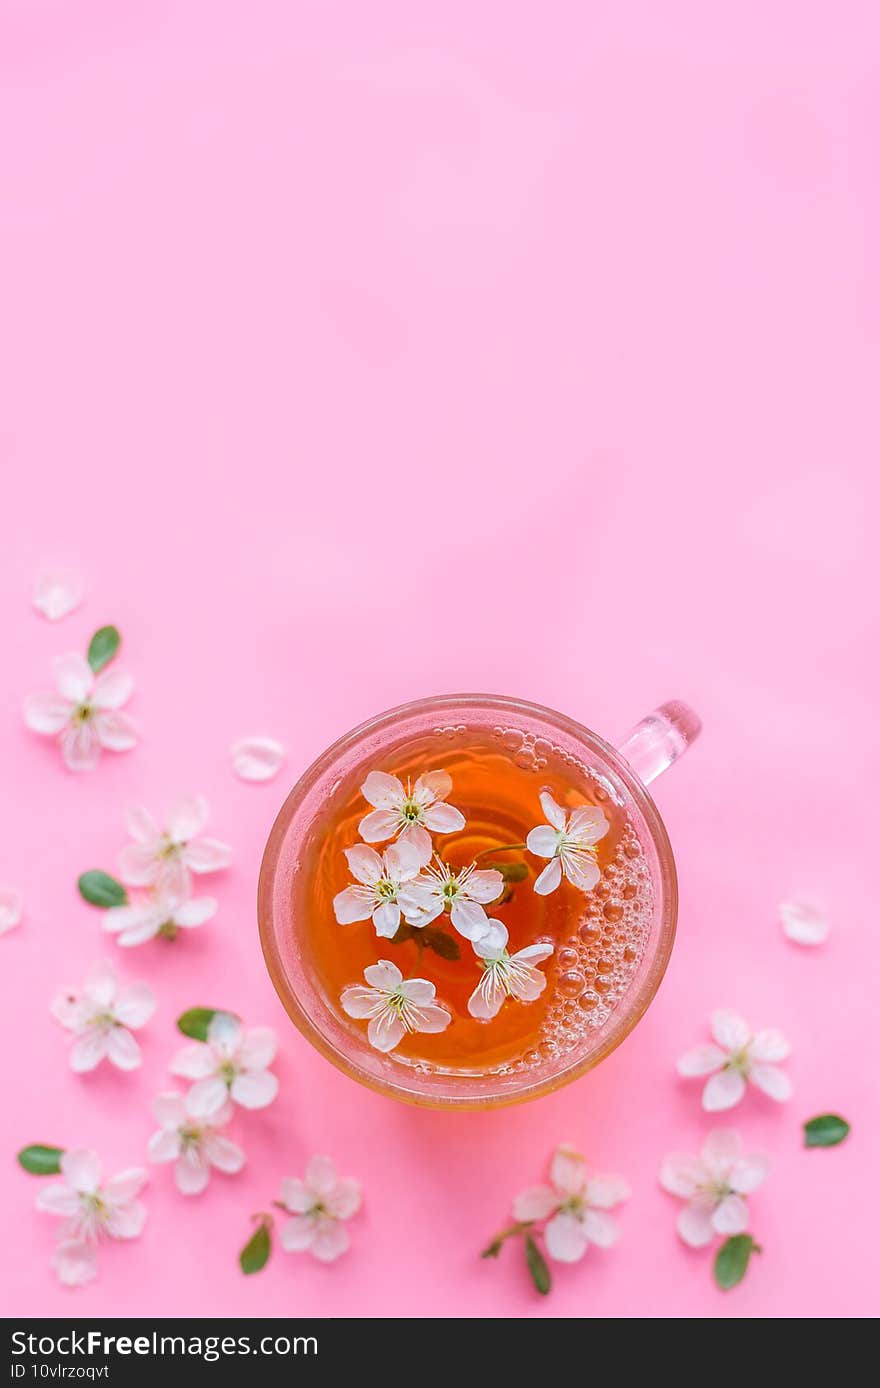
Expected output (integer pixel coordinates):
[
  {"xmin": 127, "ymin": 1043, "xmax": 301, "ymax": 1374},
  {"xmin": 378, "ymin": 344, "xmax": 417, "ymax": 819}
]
[
  {"xmin": 117, "ymin": 797, "xmax": 231, "ymax": 897},
  {"xmin": 358, "ymin": 769, "xmax": 464, "ymax": 863},
  {"xmin": 36, "ymin": 1149, "xmax": 147, "ymax": 1286},
  {"xmin": 50, "ymin": 959, "xmax": 156, "ymax": 1073},
  {"xmin": 148, "ymin": 1091, "xmax": 244, "ymax": 1195},
  {"xmin": 169, "ymin": 1012, "xmax": 279, "ymax": 1116},
  {"xmin": 678, "ymin": 1009, "xmax": 792, "ymax": 1111},
  {"xmin": 660, "ymin": 1129, "xmax": 768, "ymax": 1247},
  {"xmin": 278, "ymin": 1156, "xmax": 361, "ymax": 1263},
  {"xmin": 102, "ymin": 886, "xmax": 217, "ymax": 947},
  {"xmin": 513, "ymin": 1145, "xmax": 630, "ymax": 1263},
  {"xmin": 0, "ymin": 886, "xmax": 23, "ymax": 937},
  {"xmin": 23, "ymin": 653, "xmax": 137, "ymax": 772},
  {"xmin": 341, "ymin": 960, "xmax": 451, "ymax": 1053},
  {"xmin": 333, "ymin": 840, "xmax": 424, "ymax": 938},
  {"xmin": 399, "ymin": 858, "xmax": 505, "ymax": 946},
  {"xmin": 468, "ymin": 926, "xmax": 554, "ymax": 1020},
  {"xmin": 526, "ymin": 792, "xmax": 609, "ymax": 895}
]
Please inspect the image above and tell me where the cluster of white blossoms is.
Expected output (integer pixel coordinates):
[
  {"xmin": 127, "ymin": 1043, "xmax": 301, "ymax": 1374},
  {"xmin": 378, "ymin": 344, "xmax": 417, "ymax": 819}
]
[{"xmin": 334, "ymin": 769, "xmax": 610, "ymax": 1053}]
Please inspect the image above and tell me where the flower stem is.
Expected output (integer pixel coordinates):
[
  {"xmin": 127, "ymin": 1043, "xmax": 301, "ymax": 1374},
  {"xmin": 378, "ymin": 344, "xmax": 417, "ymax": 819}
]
[
  {"xmin": 477, "ymin": 842, "xmax": 527, "ymax": 859},
  {"xmin": 481, "ymin": 1220, "xmax": 534, "ymax": 1258}
]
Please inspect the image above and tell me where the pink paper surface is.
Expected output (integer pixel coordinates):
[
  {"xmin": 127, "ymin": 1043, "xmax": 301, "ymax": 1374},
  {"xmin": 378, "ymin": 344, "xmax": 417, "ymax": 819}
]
[{"xmin": 1, "ymin": 1, "xmax": 877, "ymax": 1318}]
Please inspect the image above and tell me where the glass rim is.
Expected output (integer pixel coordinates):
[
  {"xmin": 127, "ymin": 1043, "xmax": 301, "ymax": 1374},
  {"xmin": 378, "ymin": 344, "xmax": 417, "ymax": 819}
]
[{"xmin": 257, "ymin": 692, "xmax": 678, "ymax": 1109}]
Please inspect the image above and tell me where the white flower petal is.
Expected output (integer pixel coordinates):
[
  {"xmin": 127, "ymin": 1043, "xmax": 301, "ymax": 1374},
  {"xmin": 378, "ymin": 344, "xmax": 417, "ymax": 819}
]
[
  {"xmin": 363, "ymin": 959, "xmax": 403, "ymax": 992},
  {"xmin": 105, "ymin": 1026, "xmax": 142, "ymax": 1071},
  {"xmin": 525, "ymin": 825, "xmax": 559, "ymax": 859},
  {"xmin": 61, "ymin": 723, "xmax": 101, "ymax": 772},
  {"xmin": 36, "ymin": 1184, "xmax": 81, "ymax": 1216},
  {"xmin": 169, "ymin": 1043, "xmax": 215, "ymax": 1080},
  {"xmin": 175, "ymin": 1148, "xmax": 210, "ymax": 1195},
  {"xmin": 544, "ymin": 1211, "xmax": 588, "ymax": 1263},
  {"xmin": 676, "ymin": 1043, "xmax": 726, "ymax": 1077},
  {"xmin": 53, "ymin": 653, "xmax": 93, "ymax": 703},
  {"xmin": 230, "ymin": 736, "xmax": 286, "ymax": 782},
  {"xmin": 659, "ymin": 1154, "xmax": 705, "ymax": 1198},
  {"xmin": 340, "ymin": 985, "xmax": 383, "ymax": 1020},
  {"xmin": 280, "ymin": 1214, "xmax": 317, "ymax": 1252},
  {"xmin": 187, "ymin": 1076, "xmax": 231, "ymax": 1118},
  {"xmin": 512, "ymin": 1184, "xmax": 558, "ymax": 1222},
  {"xmin": 23, "ymin": 693, "xmax": 71, "ymax": 735},
  {"xmin": 561, "ymin": 850, "xmax": 601, "ymax": 893},
  {"xmin": 333, "ymin": 886, "xmax": 372, "ymax": 925},
  {"xmin": 344, "ymin": 844, "xmax": 385, "ymax": 887},
  {"xmin": 164, "ymin": 796, "xmax": 208, "ymax": 842},
  {"xmin": 384, "ymin": 840, "xmax": 423, "ymax": 881},
  {"xmin": 148, "ymin": 1129, "xmax": 181, "ymax": 1163},
  {"xmin": 231, "ymin": 1068, "xmax": 279, "ymax": 1109},
  {"xmin": 61, "ymin": 1149, "xmax": 102, "ymax": 1194},
  {"xmin": 539, "ymin": 791, "xmax": 567, "ymax": 831},
  {"xmin": 551, "ymin": 1146, "xmax": 586, "ymax": 1197},
  {"xmin": 171, "ymin": 896, "xmax": 217, "ymax": 929},
  {"xmin": 80, "ymin": 958, "xmax": 116, "ymax": 1007},
  {"xmin": 729, "ymin": 1154, "xmax": 769, "ymax": 1195},
  {"xmin": 533, "ymin": 858, "xmax": 562, "ymax": 895},
  {"xmin": 581, "ymin": 1209, "xmax": 619, "ymax": 1248},
  {"xmin": 749, "ymin": 1063, "xmax": 792, "ymax": 1102},
  {"xmin": 311, "ymin": 1216, "xmax": 350, "ymax": 1262},
  {"xmin": 117, "ymin": 842, "xmax": 160, "ymax": 886},
  {"xmin": 710, "ymin": 1009, "xmax": 751, "ymax": 1052},
  {"xmin": 358, "ymin": 808, "xmax": 399, "ymax": 843},
  {"xmin": 700, "ymin": 1128, "xmax": 742, "ymax": 1171},
  {"xmin": 125, "ymin": 805, "xmax": 159, "ymax": 844},
  {"xmin": 567, "ymin": 806, "xmax": 610, "ymax": 845},
  {"xmin": 399, "ymin": 977, "xmax": 437, "ymax": 1006},
  {"xmin": 106, "ymin": 1197, "xmax": 147, "ymax": 1239},
  {"xmin": 712, "ymin": 1194, "xmax": 749, "ymax": 1236},
  {"xmin": 103, "ymin": 1168, "xmax": 147, "ymax": 1205},
  {"xmin": 473, "ymin": 923, "xmax": 510, "ymax": 960},
  {"xmin": 413, "ymin": 770, "xmax": 452, "ymax": 802},
  {"xmin": 702, "ymin": 1068, "xmax": 747, "ymax": 1112},
  {"xmin": 207, "ymin": 1011, "xmax": 241, "ymax": 1050},
  {"xmin": 468, "ymin": 967, "xmax": 506, "ymax": 1020},
  {"xmin": 93, "ymin": 709, "xmax": 137, "ymax": 751},
  {"xmin": 182, "ymin": 838, "xmax": 232, "ymax": 874},
  {"xmin": 749, "ymin": 1029, "xmax": 790, "ymax": 1063},
  {"xmin": 33, "ymin": 571, "xmax": 84, "ymax": 622},
  {"xmin": 203, "ymin": 1133, "xmax": 245, "ymax": 1174},
  {"xmin": 372, "ymin": 901, "xmax": 401, "ymax": 938},
  {"xmin": 585, "ymin": 1174, "xmax": 630, "ymax": 1209},
  {"xmin": 305, "ymin": 1155, "xmax": 338, "ymax": 1198},
  {"xmin": 677, "ymin": 1200, "xmax": 716, "ymax": 1247},
  {"xmin": 408, "ymin": 1002, "xmax": 451, "ymax": 1035},
  {"xmin": 422, "ymin": 802, "xmax": 466, "ymax": 834},
  {"xmin": 153, "ymin": 1091, "xmax": 187, "ymax": 1128},
  {"xmin": 449, "ymin": 898, "xmax": 490, "ymax": 939},
  {"xmin": 367, "ymin": 1008, "xmax": 407, "ymax": 1052},
  {"xmin": 361, "ymin": 771, "xmax": 404, "ymax": 809},
  {"xmin": 466, "ymin": 869, "xmax": 504, "ymax": 905},
  {"xmin": 91, "ymin": 668, "xmax": 133, "ymax": 710},
  {"xmin": 113, "ymin": 982, "xmax": 156, "ymax": 1029},
  {"xmin": 0, "ymin": 882, "xmax": 22, "ymax": 938},
  {"xmin": 69, "ymin": 1029, "xmax": 110, "ymax": 1072},
  {"xmin": 325, "ymin": 1177, "xmax": 361, "ymax": 1220},
  {"xmin": 53, "ymin": 1240, "xmax": 98, "ymax": 1286},
  {"xmin": 238, "ymin": 1026, "xmax": 277, "ymax": 1070},
  {"xmin": 780, "ymin": 898, "xmax": 829, "ymax": 946},
  {"xmin": 398, "ymin": 824, "xmax": 433, "ymax": 863},
  {"xmin": 506, "ymin": 961, "xmax": 547, "ymax": 1004},
  {"xmin": 279, "ymin": 1178, "xmax": 312, "ymax": 1213}
]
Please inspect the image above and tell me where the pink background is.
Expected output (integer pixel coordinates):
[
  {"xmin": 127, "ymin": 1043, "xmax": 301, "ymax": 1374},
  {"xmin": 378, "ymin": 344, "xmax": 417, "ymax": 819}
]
[{"xmin": 1, "ymin": 1, "xmax": 878, "ymax": 1319}]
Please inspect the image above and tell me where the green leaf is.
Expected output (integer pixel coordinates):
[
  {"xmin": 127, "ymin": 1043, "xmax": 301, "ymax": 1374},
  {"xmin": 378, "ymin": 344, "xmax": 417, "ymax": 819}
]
[
  {"xmin": 524, "ymin": 1235, "xmax": 551, "ymax": 1295},
  {"xmin": 489, "ymin": 861, "xmax": 529, "ymax": 883},
  {"xmin": 804, "ymin": 1114, "xmax": 850, "ymax": 1148},
  {"xmin": 77, "ymin": 870, "xmax": 128, "ymax": 908},
  {"xmin": 422, "ymin": 928, "xmax": 460, "ymax": 961},
  {"xmin": 714, "ymin": 1234, "xmax": 760, "ymax": 1290},
  {"xmin": 177, "ymin": 1008, "xmax": 238, "ymax": 1042},
  {"xmin": 18, "ymin": 1145, "xmax": 64, "ymax": 1175},
  {"xmin": 239, "ymin": 1221, "xmax": 272, "ymax": 1274},
  {"xmin": 87, "ymin": 625, "xmax": 121, "ymax": 673}
]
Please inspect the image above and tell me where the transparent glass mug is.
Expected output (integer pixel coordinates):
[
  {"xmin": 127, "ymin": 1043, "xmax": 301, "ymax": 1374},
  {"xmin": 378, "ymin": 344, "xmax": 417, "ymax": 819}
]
[{"xmin": 258, "ymin": 695, "xmax": 700, "ymax": 1109}]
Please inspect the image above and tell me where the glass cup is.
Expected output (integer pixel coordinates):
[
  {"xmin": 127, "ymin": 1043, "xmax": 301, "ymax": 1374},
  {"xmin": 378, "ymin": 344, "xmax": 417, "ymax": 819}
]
[{"xmin": 258, "ymin": 694, "xmax": 700, "ymax": 1109}]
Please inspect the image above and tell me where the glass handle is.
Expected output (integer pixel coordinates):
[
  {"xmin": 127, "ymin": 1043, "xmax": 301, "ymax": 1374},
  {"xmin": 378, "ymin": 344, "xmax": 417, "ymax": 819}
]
[{"xmin": 615, "ymin": 700, "xmax": 701, "ymax": 787}]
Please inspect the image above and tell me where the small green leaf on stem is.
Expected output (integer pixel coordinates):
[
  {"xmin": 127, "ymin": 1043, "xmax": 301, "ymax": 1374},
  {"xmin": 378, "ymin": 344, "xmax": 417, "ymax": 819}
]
[
  {"xmin": 18, "ymin": 1145, "xmax": 65, "ymax": 1175},
  {"xmin": 77, "ymin": 870, "xmax": 128, "ymax": 908},
  {"xmin": 524, "ymin": 1235, "xmax": 551, "ymax": 1295},
  {"xmin": 804, "ymin": 1114, "xmax": 850, "ymax": 1148},
  {"xmin": 489, "ymin": 861, "xmax": 529, "ymax": 883},
  {"xmin": 87, "ymin": 625, "xmax": 121, "ymax": 674},
  {"xmin": 239, "ymin": 1217, "xmax": 272, "ymax": 1274},
  {"xmin": 714, "ymin": 1234, "xmax": 760, "ymax": 1290},
  {"xmin": 422, "ymin": 928, "xmax": 460, "ymax": 961},
  {"xmin": 177, "ymin": 1008, "xmax": 238, "ymax": 1042}
]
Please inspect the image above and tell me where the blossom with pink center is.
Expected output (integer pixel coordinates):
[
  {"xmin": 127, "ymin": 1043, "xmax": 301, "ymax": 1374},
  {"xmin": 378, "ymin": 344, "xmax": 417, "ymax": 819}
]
[
  {"xmin": 358, "ymin": 769, "xmax": 465, "ymax": 864},
  {"xmin": 102, "ymin": 886, "xmax": 217, "ymax": 947},
  {"xmin": 678, "ymin": 1009, "xmax": 792, "ymax": 1111},
  {"xmin": 35, "ymin": 1149, "xmax": 147, "ymax": 1286},
  {"xmin": 468, "ymin": 925, "xmax": 554, "ymax": 1020},
  {"xmin": 660, "ymin": 1129, "xmax": 769, "ymax": 1247},
  {"xmin": 399, "ymin": 858, "xmax": 505, "ymax": 945},
  {"xmin": 340, "ymin": 960, "xmax": 451, "ymax": 1053},
  {"xmin": 117, "ymin": 797, "xmax": 231, "ymax": 897},
  {"xmin": 169, "ymin": 1012, "xmax": 279, "ymax": 1117},
  {"xmin": 333, "ymin": 840, "xmax": 425, "ymax": 938},
  {"xmin": 148, "ymin": 1091, "xmax": 245, "ymax": 1195},
  {"xmin": 23, "ymin": 653, "xmax": 137, "ymax": 772},
  {"xmin": 50, "ymin": 959, "xmax": 156, "ymax": 1073},
  {"xmin": 513, "ymin": 1145, "xmax": 630, "ymax": 1264},
  {"xmin": 278, "ymin": 1156, "xmax": 361, "ymax": 1263},
  {"xmin": 526, "ymin": 792, "xmax": 609, "ymax": 896}
]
